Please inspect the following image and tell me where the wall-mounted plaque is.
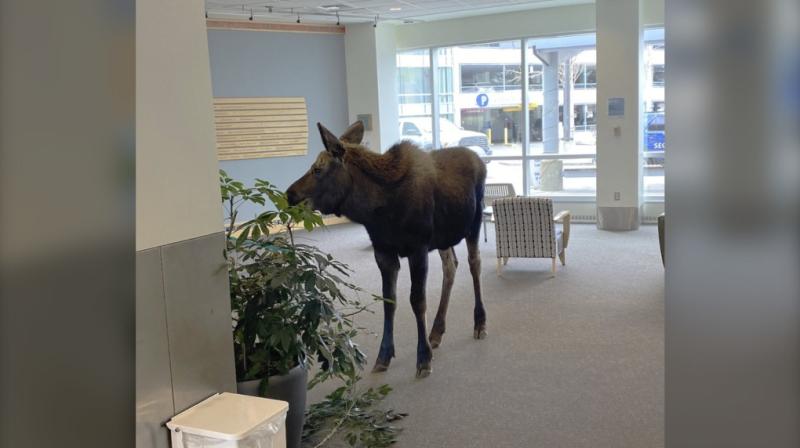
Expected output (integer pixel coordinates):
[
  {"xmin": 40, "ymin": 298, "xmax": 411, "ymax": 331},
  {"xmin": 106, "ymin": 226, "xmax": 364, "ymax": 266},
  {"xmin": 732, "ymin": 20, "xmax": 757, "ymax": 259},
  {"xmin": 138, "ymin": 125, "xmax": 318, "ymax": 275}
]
[{"xmin": 214, "ymin": 97, "xmax": 308, "ymax": 160}]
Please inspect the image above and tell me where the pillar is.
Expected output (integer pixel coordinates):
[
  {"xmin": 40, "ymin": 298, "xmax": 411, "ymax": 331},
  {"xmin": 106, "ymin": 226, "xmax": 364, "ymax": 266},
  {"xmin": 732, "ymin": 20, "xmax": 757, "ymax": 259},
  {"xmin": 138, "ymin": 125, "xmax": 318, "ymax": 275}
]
[
  {"xmin": 562, "ymin": 58, "xmax": 574, "ymax": 141},
  {"xmin": 344, "ymin": 24, "xmax": 399, "ymax": 152},
  {"xmin": 595, "ymin": 0, "xmax": 643, "ymax": 230},
  {"xmin": 542, "ymin": 51, "xmax": 560, "ymax": 154}
]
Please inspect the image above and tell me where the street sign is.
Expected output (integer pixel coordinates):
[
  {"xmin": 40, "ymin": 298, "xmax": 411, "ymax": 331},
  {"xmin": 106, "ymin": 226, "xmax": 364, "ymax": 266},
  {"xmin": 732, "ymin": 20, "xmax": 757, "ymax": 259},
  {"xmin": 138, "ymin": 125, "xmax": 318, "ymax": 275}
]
[{"xmin": 476, "ymin": 93, "xmax": 489, "ymax": 107}]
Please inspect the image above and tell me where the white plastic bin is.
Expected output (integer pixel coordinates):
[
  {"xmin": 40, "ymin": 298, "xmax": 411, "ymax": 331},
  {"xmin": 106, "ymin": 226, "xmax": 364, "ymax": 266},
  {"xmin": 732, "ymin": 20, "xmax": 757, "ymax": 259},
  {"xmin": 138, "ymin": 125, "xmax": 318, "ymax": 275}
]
[{"xmin": 166, "ymin": 392, "xmax": 289, "ymax": 448}]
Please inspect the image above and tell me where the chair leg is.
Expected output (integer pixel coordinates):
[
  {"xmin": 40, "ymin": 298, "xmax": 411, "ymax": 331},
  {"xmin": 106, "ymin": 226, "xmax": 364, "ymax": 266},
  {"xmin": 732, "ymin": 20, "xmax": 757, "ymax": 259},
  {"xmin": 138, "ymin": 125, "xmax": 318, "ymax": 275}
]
[
  {"xmin": 496, "ymin": 258, "xmax": 502, "ymax": 276},
  {"xmin": 551, "ymin": 258, "xmax": 557, "ymax": 275},
  {"xmin": 559, "ymin": 250, "xmax": 566, "ymax": 266}
]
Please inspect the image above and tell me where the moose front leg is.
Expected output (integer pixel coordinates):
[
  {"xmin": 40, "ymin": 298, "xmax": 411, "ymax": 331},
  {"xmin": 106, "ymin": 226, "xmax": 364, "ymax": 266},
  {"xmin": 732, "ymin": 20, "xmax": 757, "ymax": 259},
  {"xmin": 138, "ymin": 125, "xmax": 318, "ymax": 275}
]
[
  {"xmin": 408, "ymin": 247, "xmax": 433, "ymax": 378},
  {"xmin": 372, "ymin": 250, "xmax": 400, "ymax": 373}
]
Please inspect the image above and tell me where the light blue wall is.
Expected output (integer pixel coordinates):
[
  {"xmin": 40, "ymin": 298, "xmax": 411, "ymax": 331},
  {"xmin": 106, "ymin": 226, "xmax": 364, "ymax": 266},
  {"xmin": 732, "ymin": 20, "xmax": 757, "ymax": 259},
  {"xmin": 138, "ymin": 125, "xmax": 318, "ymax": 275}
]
[{"xmin": 207, "ymin": 29, "xmax": 349, "ymax": 219}]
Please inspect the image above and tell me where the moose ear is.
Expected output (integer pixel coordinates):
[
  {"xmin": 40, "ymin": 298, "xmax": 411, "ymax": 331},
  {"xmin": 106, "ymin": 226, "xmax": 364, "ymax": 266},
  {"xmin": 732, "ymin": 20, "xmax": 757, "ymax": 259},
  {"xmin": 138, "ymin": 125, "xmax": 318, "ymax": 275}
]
[
  {"xmin": 317, "ymin": 122, "xmax": 345, "ymax": 158},
  {"xmin": 339, "ymin": 120, "xmax": 365, "ymax": 145}
]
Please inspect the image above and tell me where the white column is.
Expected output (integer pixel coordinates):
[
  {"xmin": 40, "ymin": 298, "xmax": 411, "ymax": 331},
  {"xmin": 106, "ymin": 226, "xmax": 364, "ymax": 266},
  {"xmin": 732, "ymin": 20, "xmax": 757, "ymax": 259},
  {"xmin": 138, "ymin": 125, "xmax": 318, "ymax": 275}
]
[
  {"xmin": 344, "ymin": 24, "xmax": 399, "ymax": 152},
  {"xmin": 562, "ymin": 58, "xmax": 574, "ymax": 141},
  {"xmin": 595, "ymin": 0, "xmax": 643, "ymax": 230},
  {"xmin": 137, "ymin": 0, "xmax": 223, "ymax": 250},
  {"xmin": 542, "ymin": 51, "xmax": 560, "ymax": 154}
]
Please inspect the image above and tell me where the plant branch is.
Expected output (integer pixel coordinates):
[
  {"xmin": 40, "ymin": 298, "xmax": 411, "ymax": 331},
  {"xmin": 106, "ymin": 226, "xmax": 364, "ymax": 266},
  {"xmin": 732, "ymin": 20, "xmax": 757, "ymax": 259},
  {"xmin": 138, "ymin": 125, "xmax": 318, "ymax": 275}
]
[{"xmin": 312, "ymin": 388, "xmax": 358, "ymax": 448}]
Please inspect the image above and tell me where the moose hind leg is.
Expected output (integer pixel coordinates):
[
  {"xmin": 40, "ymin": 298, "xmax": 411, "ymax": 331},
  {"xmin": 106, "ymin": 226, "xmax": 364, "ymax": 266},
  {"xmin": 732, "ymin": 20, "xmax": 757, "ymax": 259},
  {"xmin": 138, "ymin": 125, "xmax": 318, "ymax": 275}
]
[
  {"xmin": 430, "ymin": 247, "xmax": 457, "ymax": 349},
  {"xmin": 467, "ymin": 237, "xmax": 487, "ymax": 339},
  {"xmin": 408, "ymin": 248, "xmax": 433, "ymax": 378},
  {"xmin": 373, "ymin": 250, "xmax": 400, "ymax": 373}
]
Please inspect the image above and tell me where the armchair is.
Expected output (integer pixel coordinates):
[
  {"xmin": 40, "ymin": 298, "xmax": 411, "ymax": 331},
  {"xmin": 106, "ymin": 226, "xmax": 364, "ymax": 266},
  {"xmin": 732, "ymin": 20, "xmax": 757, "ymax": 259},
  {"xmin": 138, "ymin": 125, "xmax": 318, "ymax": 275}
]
[
  {"xmin": 482, "ymin": 183, "xmax": 517, "ymax": 242},
  {"xmin": 493, "ymin": 196, "xmax": 571, "ymax": 276}
]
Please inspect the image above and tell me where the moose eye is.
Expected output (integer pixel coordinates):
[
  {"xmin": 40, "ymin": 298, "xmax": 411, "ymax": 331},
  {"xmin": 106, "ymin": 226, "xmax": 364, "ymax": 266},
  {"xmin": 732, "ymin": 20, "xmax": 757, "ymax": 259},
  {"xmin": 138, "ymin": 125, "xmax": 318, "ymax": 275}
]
[{"xmin": 312, "ymin": 167, "xmax": 322, "ymax": 176}]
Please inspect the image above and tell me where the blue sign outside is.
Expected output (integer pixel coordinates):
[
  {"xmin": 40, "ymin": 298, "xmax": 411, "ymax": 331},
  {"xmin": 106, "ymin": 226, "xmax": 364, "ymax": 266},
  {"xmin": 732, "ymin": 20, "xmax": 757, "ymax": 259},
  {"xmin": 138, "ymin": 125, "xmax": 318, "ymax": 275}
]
[
  {"xmin": 476, "ymin": 93, "xmax": 489, "ymax": 107},
  {"xmin": 644, "ymin": 112, "xmax": 665, "ymax": 152}
]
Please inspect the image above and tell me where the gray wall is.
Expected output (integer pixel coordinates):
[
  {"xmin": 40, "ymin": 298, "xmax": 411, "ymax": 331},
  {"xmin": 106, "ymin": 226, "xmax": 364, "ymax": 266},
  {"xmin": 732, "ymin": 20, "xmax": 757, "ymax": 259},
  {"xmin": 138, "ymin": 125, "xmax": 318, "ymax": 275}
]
[
  {"xmin": 208, "ymin": 30, "xmax": 349, "ymax": 219},
  {"xmin": 136, "ymin": 232, "xmax": 236, "ymax": 448}
]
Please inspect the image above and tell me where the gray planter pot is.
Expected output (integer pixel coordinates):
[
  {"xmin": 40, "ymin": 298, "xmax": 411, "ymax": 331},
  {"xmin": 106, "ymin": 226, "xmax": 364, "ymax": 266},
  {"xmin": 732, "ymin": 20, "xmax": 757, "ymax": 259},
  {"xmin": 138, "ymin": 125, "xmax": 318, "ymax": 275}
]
[{"xmin": 237, "ymin": 365, "xmax": 307, "ymax": 448}]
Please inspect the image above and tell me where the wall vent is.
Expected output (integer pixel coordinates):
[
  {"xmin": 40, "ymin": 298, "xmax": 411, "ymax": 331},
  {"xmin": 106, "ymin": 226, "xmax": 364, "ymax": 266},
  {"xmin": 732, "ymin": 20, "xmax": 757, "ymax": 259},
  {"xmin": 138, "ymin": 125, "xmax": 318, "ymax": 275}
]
[
  {"xmin": 571, "ymin": 214, "xmax": 597, "ymax": 223},
  {"xmin": 641, "ymin": 214, "xmax": 661, "ymax": 224}
]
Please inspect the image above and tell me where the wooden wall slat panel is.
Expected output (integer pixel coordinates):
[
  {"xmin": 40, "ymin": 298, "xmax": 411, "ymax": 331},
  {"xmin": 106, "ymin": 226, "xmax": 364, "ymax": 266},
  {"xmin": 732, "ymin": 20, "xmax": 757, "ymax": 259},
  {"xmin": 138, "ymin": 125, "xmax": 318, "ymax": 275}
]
[
  {"xmin": 215, "ymin": 127, "xmax": 308, "ymax": 136},
  {"xmin": 215, "ymin": 97, "xmax": 303, "ymax": 104},
  {"xmin": 213, "ymin": 97, "xmax": 308, "ymax": 160},
  {"xmin": 214, "ymin": 103, "xmax": 306, "ymax": 111},
  {"xmin": 216, "ymin": 132, "xmax": 308, "ymax": 142}
]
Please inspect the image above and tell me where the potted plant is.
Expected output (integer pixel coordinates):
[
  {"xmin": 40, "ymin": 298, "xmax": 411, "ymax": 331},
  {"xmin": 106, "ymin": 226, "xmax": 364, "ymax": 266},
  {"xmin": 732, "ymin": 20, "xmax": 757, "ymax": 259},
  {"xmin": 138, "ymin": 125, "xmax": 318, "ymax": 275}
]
[{"xmin": 221, "ymin": 170, "xmax": 374, "ymax": 448}]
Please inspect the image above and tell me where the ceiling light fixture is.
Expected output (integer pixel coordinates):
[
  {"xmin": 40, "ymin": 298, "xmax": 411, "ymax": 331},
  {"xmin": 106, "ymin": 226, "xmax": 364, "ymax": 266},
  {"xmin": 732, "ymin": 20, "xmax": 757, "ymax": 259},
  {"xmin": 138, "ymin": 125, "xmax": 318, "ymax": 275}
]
[
  {"xmin": 390, "ymin": 7, "xmax": 402, "ymax": 11},
  {"xmin": 336, "ymin": 12, "xmax": 340, "ymax": 26},
  {"xmin": 297, "ymin": 14, "xmax": 301, "ymax": 23},
  {"xmin": 249, "ymin": 9, "xmax": 254, "ymax": 20},
  {"xmin": 373, "ymin": 15, "xmax": 379, "ymax": 28}
]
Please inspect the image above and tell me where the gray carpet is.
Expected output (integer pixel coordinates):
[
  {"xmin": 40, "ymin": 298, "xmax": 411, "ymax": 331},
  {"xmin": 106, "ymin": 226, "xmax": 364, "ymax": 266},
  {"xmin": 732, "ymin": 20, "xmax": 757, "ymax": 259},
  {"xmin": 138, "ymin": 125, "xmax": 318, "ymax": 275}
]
[{"xmin": 302, "ymin": 223, "xmax": 664, "ymax": 448}]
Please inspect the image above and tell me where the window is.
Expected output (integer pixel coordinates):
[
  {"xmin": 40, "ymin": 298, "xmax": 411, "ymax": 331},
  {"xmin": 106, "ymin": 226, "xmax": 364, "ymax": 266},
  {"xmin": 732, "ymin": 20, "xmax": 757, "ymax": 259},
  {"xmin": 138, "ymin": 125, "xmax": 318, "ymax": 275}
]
[
  {"xmin": 527, "ymin": 40, "xmax": 597, "ymax": 198},
  {"xmin": 397, "ymin": 67, "xmax": 430, "ymax": 104},
  {"xmin": 528, "ymin": 64, "xmax": 543, "ymax": 90},
  {"xmin": 652, "ymin": 64, "xmax": 665, "ymax": 87},
  {"xmin": 437, "ymin": 41, "xmax": 522, "ymax": 159},
  {"xmin": 574, "ymin": 64, "xmax": 597, "ymax": 89},
  {"xmin": 643, "ymin": 34, "xmax": 665, "ymax": 201},
  {"xmin": 397, "ymin": 33, "xmax": 597, "ymax": 200},
  {"xmin": 460, "ymin": 64, "xmax": 522, "ymax": 92},
  {"xmin": 574, "ymin": 104, "xmax": 597, "ymax": 132}
]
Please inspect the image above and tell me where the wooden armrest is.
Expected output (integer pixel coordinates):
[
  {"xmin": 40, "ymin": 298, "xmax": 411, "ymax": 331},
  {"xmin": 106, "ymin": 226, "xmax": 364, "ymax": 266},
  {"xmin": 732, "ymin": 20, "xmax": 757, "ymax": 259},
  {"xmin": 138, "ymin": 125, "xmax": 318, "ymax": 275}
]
[
  {"xmin": 553, "ymin": 210, "xmax": 571, "ymax": 249},
  {"xmin": 554, "ymin": 210, "xmax": 570, "ymax": 223}
]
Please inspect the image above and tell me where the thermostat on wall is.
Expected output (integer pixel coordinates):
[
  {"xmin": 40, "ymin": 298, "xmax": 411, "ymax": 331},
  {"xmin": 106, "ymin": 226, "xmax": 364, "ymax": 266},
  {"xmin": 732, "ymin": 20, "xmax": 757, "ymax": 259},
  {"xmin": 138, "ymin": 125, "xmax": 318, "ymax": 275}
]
[{"xmin": 356, "ymin": 114, "xmax": 372, "ymax": 131}]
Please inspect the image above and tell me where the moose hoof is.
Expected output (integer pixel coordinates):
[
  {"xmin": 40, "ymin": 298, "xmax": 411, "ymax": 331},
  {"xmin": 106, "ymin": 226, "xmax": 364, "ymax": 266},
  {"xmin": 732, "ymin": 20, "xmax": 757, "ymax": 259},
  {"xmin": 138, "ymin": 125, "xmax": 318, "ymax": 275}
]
[
  {"xmin": 416, "ymin": 364, "xmax": 432, "ymax": 378},
  {"xmin": 473, "ymin": 327, "xmax": 488, "ymax": 340},
  {"xmin": 372, "ymin": 360, "xmax": 390, "ymax": 373},
  {"xmin": 429, "ymin": 332, "xmax": 443, "ymax": 349}
]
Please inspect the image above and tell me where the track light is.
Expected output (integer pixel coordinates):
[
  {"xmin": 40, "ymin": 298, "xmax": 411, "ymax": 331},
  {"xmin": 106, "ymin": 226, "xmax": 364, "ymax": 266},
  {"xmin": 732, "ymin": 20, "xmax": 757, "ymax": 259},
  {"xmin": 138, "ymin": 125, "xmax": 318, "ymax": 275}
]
[
  {"xmin": 336, "ymin": 12, "xmax": 340, "ymax": 26},
  {"xmin": 373, "ymin": 15, "xmax": 378, "ymax": 28},
  {"xmin": 297, "ymin": 14, "xmax": 301, "ymax": 23},
  {"xmin": 249, "ymin": 9, "xmax": 254, "ymax": 20},
  {"xmin": 205, "ymin": 10, "xmax": 208, "ymax": 18}
]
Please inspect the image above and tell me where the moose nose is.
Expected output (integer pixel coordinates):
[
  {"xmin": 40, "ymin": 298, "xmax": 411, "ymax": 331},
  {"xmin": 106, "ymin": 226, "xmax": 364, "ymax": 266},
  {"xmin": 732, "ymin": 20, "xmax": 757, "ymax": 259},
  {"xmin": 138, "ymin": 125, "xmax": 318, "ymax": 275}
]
[{"xmin": 287, "ymin": 188, "xmax": 300, "ymax": 206}]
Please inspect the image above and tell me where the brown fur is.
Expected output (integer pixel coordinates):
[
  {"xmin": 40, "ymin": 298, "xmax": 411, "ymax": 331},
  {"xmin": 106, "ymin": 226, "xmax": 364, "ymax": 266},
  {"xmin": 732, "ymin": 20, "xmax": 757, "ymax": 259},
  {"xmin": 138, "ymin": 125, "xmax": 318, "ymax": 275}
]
[
  {"xmin": 341, "ymin": 141, "xmax": 413, "ymax": 185},
  {"xmin": 287, "ymin": 121, "xmax": 488, "ymax": 377}
]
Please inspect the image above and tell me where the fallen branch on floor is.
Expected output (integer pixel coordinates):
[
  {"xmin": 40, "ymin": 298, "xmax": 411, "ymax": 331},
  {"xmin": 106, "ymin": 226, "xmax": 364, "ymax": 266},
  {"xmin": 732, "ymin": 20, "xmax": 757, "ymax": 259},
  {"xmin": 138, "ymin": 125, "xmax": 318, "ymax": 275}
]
[{"xmin": 302, "ymin": 377, "xmax": 407, "ymax": 448}]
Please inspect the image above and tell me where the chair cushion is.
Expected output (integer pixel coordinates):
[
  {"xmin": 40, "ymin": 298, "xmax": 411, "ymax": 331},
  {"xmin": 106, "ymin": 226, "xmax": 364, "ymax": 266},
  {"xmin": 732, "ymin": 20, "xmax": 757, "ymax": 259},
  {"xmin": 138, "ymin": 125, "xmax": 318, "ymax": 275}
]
[{"xmin": 555, "ymin": 227, "xmax": 564, "ymax": 254}]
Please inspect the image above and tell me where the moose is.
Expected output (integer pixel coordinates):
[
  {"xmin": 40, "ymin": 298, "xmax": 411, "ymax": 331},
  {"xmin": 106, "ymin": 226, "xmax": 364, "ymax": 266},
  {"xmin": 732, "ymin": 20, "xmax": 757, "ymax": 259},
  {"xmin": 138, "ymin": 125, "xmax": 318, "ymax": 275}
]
[{"xmin": 287, "ymin": 121, "xmax": 487, "ymax": 378}]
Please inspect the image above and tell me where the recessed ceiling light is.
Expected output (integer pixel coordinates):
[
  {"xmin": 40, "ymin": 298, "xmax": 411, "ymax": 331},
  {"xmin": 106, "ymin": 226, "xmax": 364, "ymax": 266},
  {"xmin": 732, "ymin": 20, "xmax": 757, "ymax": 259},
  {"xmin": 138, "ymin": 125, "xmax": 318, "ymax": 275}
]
[
  {"xmin": 390, "ymin": 7, "xmax": 402, "ymax": 11},
  {"xmin": 319, "ymin": 4, "xmax": 346, "ymax": 11}
]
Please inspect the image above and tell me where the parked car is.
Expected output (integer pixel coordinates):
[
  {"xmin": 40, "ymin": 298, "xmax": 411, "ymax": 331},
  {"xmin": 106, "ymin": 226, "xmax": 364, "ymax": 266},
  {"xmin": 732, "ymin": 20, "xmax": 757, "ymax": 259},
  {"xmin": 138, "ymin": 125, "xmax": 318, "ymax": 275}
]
[{"xmin": 399, "ymin": 117, "xmax": 493, "ymax": 159}]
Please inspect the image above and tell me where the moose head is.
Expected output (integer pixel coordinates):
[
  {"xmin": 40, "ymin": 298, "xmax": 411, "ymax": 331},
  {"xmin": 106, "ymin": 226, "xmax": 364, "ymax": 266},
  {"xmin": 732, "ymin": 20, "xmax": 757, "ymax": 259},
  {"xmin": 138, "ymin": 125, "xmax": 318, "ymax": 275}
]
[{"xmin": 286, "ymin": 121, "xmax": 365, "ymax": 214}]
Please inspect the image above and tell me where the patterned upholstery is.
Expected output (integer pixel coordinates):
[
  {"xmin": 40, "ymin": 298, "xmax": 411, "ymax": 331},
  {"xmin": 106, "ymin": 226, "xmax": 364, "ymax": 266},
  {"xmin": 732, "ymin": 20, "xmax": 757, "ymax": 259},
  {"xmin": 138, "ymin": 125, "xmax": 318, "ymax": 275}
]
[
  {"xmin": 484, "ymin": 183, "xmax": 517, "ymax": 205},
  {"xmin": 494, "ymin": 197, "xmax": 561, "ymax": 259},
  {"xmin": 482, "ymin": 183, "xmax": 517, "ymax": 242}
]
